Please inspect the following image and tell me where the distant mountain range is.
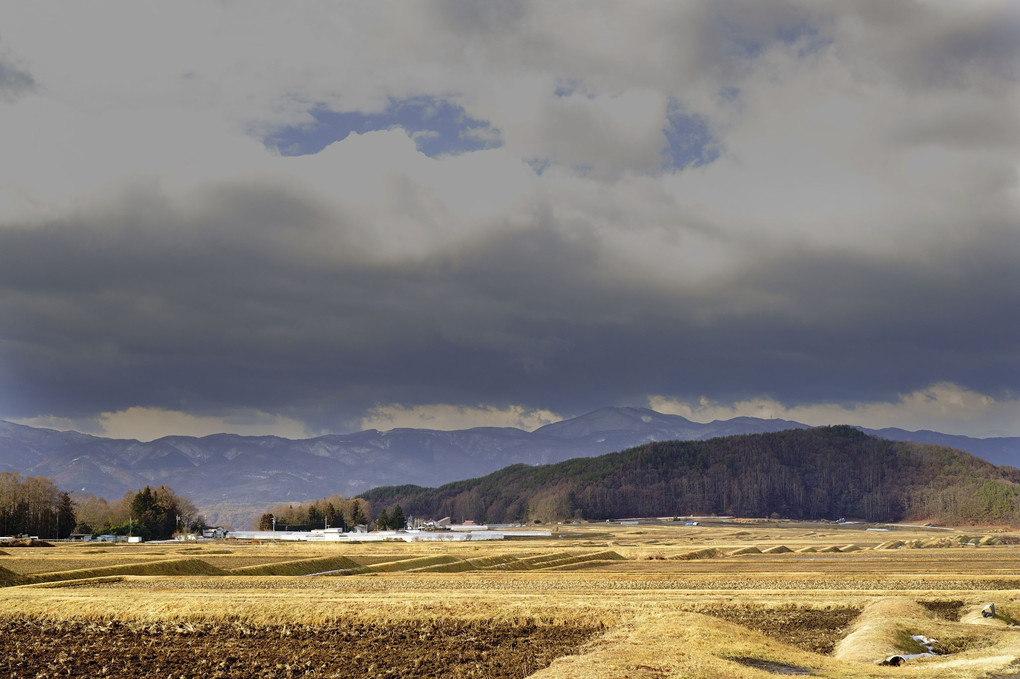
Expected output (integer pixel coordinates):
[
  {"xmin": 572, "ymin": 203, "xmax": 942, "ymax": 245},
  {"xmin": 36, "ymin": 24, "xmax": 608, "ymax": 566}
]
[{"xmin": 0, "ymin": 407, "xmax": 1017, "ymax": 527}]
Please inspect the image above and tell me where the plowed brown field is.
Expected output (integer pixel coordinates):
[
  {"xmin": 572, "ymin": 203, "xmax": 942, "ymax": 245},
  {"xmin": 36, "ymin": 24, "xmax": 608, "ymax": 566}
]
[{"xmin": 0, "ymin": 618, "xmax": 600, "ymax": 678}]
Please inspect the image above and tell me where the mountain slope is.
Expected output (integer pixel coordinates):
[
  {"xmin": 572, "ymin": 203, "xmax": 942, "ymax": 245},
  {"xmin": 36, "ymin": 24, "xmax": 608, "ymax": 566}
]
[
  {"xmin": 0, "ymin": 408, "xmax": 822, "ymax": 512},
  {"xmin": 360, "ymin": 427, "xmax": 1020, "ymax": 526},
  {"xmin": 0, "ymin": 409, "xmax": 1016, "ymax": 527},
  {"xmin": 860, "ymin": 426, "xmax": 1020, "ymax": 468}
]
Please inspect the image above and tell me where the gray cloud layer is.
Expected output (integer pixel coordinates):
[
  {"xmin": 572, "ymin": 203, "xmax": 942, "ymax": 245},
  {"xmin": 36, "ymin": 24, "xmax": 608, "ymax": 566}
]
[
  {"xmin": 0, "ymin": 178, "xmax": 1015, "ymax": 433},
  {"xmin": 0, "ymin": 1, "xmax": 1017, "ymax": 437}
]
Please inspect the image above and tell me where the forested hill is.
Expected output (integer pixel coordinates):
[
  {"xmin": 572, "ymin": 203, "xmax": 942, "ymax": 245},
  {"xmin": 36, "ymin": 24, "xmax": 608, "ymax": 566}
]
[{"xmin": 359, "ymin": 427, "xmax": 1020, "ymax": 526}]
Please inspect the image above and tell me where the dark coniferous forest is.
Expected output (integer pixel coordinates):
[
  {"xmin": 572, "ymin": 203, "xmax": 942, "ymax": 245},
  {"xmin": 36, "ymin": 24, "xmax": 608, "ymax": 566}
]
[{"xmin": 360, "ymin": 427, "xmax": 1020, "ymax": 526}]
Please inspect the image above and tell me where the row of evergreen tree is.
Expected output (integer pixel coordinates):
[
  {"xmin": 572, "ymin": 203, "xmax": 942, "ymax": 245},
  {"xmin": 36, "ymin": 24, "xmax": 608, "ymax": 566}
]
[
  {"xmin": 71, "ymin": 484, "xmax": 204, "ymax": 540},
  {"xmin": 256, "ymin": 494, "xmax": 406, "ymax": 531}
]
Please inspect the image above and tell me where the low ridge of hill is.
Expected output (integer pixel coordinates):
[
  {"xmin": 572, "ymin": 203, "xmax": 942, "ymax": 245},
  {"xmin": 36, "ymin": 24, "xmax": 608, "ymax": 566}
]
[{"xmin": 360, "ymin": 427, "xmax": 1020, "ymax": 526}]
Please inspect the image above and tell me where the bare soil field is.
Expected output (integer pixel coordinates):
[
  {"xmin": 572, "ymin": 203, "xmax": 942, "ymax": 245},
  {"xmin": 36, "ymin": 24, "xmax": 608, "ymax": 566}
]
[
  {"xmin": 0, "ymin": 618, "xmax": 597, "ymax": 679},
  {"xmin": 4, "ymin": 520, "xmax": 1020, "ymax": 677}
]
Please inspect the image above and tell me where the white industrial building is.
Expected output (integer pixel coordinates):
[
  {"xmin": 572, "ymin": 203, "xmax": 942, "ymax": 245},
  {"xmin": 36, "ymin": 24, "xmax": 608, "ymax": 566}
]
[{"xmin": 225, "ymin": 527, "xmax": 551, "ymax": 542}]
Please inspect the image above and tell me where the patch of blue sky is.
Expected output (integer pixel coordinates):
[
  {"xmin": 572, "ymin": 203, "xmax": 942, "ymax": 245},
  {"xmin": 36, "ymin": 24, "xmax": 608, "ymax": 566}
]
[
  {"xmin": 662, "ymin": 100, "xmax": 721, "ymax": 171},
  {"xmin": 266, "ymin": 96, "xmax": 502, "ymax": 158}
]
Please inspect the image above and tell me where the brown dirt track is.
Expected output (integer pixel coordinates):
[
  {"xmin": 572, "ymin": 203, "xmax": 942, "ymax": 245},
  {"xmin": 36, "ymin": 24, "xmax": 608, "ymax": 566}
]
[{"xmin": 0, "ymin": 618, "xmax": 601, "ymax": 678}]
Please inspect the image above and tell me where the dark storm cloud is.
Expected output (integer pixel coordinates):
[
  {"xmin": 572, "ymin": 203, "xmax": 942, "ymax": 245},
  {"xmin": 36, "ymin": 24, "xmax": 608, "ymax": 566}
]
[
  {"xmin": 840, "ymin": 1, "xmax": 1020, "ymax": 88},
  {"xmin": 1, "ymin": 180, "xmax": 1015, "ymax": 432}
]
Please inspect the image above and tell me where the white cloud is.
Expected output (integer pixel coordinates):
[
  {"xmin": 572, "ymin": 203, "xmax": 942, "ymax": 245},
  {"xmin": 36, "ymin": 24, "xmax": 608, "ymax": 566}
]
[
  {"xmin": 649, "ymin": 383, "xmax": 1020, "ymax": 437},
  {"xmin": 488, "ymin": 88, "xmax": 668, "ymax": 178},
  {"xmin": 4, "ymin": 2, "xmax": 1013, "ymax": 264},
  {"xmin": 360, "ymin": 403, "xmax": 562, "ymax": 432},
  {"xmin": 16, "ymin": 407, "xmax": 311, "ymax": 442},
  {"xmin": 10, "ymin": 414, "xmax": 82, "ymax": 433}
]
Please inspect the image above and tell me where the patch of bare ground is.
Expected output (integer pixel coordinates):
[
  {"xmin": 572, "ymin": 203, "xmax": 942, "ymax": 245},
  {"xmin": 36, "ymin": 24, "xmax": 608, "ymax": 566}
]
[
  {"xmin": 699, "ymin": 604, "xmax": 860, "ymax": 654},
  {"xmin": 0, "ymin": 618, "xmax": 602, "ymax": 679},
  {"xmin": 920, "ymin": 599, "xmax": 966, "ymax": 621},
  {"xmin": 728, "ymin": 656, "xmax": 813, "ymax": 675}
]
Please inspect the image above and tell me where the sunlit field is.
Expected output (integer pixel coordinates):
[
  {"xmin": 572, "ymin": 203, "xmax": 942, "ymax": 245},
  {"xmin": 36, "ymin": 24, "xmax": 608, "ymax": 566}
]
[{"xmin": 4, "ymin": 519, "xmax": 1020, "ymax": 678}]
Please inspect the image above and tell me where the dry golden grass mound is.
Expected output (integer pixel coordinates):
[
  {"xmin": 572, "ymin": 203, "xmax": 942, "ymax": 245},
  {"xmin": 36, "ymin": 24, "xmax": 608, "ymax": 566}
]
[
  {"xmin": 840, "ymin": 544, "xmax": 863, "ymax": 553},
  {"xmin": 761, "ymin": 545, "xmax": 792, "ymax": 554},
  {"xmin": 540, "ymin": 551, "xmax": 626, "ymax": 569},
  {"xmin": 832, "ymin": 598, "xmax": 936, "ymax": 664},
  {"xmin": 817, "ymin": 546, "xmax": 842, "ymax": 553},
  {"xmin": 875, "ymin": 540, "xmax": 905, "ymax": 550},
  {"xmin": 230, "ymin": 555, "xmax": 365, "ymax": 576},
  {"xmin": 20, "ymin": 558, "xmax": 225, "ymax": 585},
  {"xmin": 364, "ymin": 555, "xmax": 464, "ymax": 573},
  {"xmin": 0, "ymin": 565, "xmax": 20, "ymax": 586},
  {"xmin": 464, "ymin": 554, "xmax": 532, "ymax": 570},
  {"xmin": 267, "ymin": 551, "xmax": 633, "ymax": 576},
  {"xmin": 796, "ymin": 546, "xmax": 817, "ymax": 553},
  {"xmin": 978, "ymin": 536, "xmax": 1002, "ymax": 546},
  {"xmin": 530, "ymin": 611, "xmax": 826, "ymax": 679},
  {"xmin": 672, "ymin": 548, "xmax": 721, "ymax": 560},
  {"xmin": 729, "ymin": 546, "xmax": 761, "ymax": 556},
  {"xmin": 409, "ymin": 557, "xmax": 477, "ymax": 573},
  {"xmin": 519, "ymin": 552, "xmax": 575, "ymax": 567}
]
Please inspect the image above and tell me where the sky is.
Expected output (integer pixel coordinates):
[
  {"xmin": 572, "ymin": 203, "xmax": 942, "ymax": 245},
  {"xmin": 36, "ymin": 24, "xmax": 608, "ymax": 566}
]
[{"xmin": 0, "ymin": 1, "xmax": 1017, "ymax": 441}]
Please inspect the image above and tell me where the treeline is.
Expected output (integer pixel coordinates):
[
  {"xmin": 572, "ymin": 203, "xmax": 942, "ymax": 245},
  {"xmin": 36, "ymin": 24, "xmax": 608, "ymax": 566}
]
[
  {"xmin": 0, "ymin": 472, "xmax": 75, "ymax": 538},
  {"xmin": 1, "ymin": 475, "xmax": 203, "ymax": 540},
  {"xmin": 72, "ymin": 485, "xmax": 204, "ymax": 540},
  {"xmin": 255, "ymin": 495, "xmax": 404, "ymax": 531},
  {"xmin": 360, "ymin": 427, "xmax": 1020, "ymax": 526}
]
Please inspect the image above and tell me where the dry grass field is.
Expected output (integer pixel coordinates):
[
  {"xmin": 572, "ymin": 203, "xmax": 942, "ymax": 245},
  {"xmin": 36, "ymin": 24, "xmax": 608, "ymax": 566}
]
[{"xmin": 3, "ymin": 519, "xmax": 1020, "ymax": 677}]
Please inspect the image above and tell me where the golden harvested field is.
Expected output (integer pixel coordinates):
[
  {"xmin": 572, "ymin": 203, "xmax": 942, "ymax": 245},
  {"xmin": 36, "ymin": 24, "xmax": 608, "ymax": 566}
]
[{"xmin": 4, "ymin": 520, "xmax": 1020, "ymax": 677}]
